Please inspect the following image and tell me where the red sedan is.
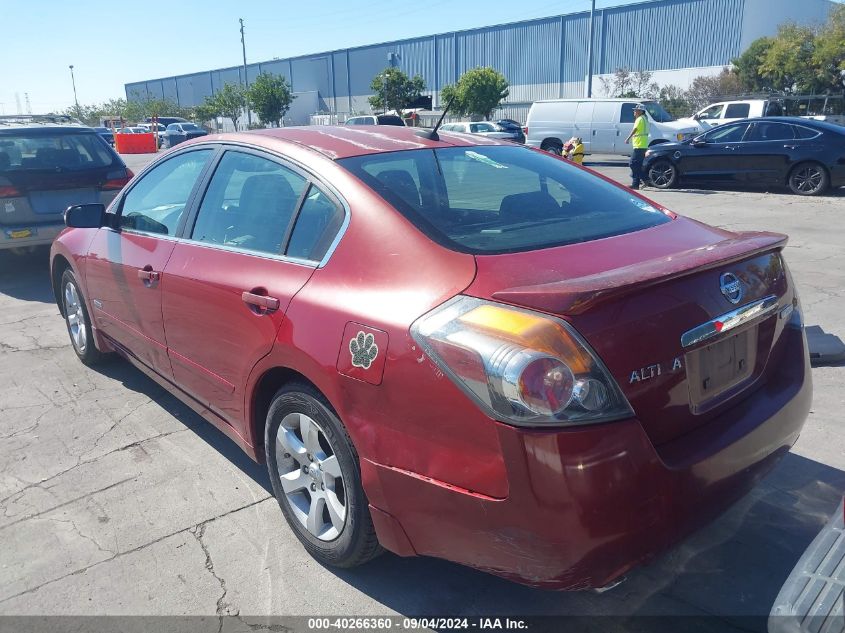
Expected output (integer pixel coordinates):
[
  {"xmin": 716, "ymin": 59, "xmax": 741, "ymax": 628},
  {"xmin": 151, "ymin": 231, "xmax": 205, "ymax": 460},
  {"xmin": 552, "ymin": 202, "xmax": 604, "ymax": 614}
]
[{"xmin": 50, "ymin": 126, "xmax": 811, "ymax": 589}]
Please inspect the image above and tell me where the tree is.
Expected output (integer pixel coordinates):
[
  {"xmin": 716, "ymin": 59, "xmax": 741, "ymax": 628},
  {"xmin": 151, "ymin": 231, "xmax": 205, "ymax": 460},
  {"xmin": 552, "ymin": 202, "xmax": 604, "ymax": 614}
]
[
  {"xmin": 368, "ymin": 67, "xmax": 426, "ymax": 117},
  {"xmin": 192, "ymin": 102, "xmax": 221, "ymax": 130},
  {"xmin": 209, "ymin": 83, "xmax": 246, "ymax": 130},
  {"xmin": 440, "ymin": 67, "xmax": 509, "ymax": 120},
  {"xmin": 247, "ymin": 73, "xmax": 295, "ymax": 127},
  {"xmin": 658, "ymin": 84, "xmax": 693, "ymax": 118},
  {"xmin": 732, "ymin": 37, "xmax": 775, "ymax": 93},
  {"xmin": 759, "ymin": 23, "xmax": 821, "ymax": 94},
  {"xmin": 685, "ymin": 69, "xmax": 745, "ymax": 109},
  {"xmin": 599, "ymin": 68, "xmax": 658, "ymax": 99},
  {"xmin": 813, "ymin": 4, "xmax": 845, "ymax": 92}
]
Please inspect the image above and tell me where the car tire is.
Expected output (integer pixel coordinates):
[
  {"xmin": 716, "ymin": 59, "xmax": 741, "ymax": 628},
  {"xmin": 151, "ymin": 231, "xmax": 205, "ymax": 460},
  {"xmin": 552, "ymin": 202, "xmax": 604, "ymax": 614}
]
[
  {"xmin": 542, "ymin": 140, "xmax": 563, "ymax": 156},
  {"xmin": 788, "ymin": 162, "xmax": 829, "ymax": 196},
  {"xmin": 647, "ymin": 160, "xmax": 678, "ymax": 189},
  {"xmin": 265, "ymin": 383, "xmax": 382, "ymax": 568},
  {"xmin": 60, "ymin": 268, "xmax": 104, "ymax": 366}
]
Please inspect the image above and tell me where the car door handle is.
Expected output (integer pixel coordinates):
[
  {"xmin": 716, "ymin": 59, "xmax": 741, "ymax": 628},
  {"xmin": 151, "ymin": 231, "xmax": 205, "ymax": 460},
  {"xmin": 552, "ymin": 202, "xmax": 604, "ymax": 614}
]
[
  {"xmin": 137, "ymin": 267, "xmax": 160, "ymax": 282},
  {"xmin": 783, "ymin": 144, "xmax": 799, "ymax": 150},
  {"xmin": 242, "ymin": 291, "xmax": 280, "ymax": 312},
  {"xmin": 725, "ymin": 146, "xmax": 739, "ymax": 150}
]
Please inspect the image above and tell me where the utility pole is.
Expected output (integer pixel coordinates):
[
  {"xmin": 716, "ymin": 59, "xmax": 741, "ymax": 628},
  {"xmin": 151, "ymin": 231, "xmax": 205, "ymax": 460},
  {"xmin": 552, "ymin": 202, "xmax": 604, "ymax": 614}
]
[
  {"xmin": 240, "ymin": 18, "xmax": 252, "ymax": 127},
  {"xmin": 586, "ymin": 0, "xmax": 596, "ymax": 98},
  {"xmin": 69, "ymin": 65, "xmax": 80, "ymax": 113}
]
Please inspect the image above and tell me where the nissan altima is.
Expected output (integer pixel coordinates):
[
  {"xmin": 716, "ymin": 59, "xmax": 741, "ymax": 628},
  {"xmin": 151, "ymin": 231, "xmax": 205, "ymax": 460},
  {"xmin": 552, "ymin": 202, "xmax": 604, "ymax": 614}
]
[{"xmin": 50, "ymin": 125, "xmax": 811, "ymax": 589}]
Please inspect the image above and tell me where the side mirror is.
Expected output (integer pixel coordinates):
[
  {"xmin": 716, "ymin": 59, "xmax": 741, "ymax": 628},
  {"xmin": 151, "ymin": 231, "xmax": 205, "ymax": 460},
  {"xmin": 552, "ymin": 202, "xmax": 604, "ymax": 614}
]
[
  {"xmin": 692, "ymin": 139, "xmax": 708, "ymax": 148},
  {"xmin": 64, "ymin": 203, "xmax": 106, "ymax": 228},
  {"xmin": 693, "ymin": 114, "xmax": 701, "ymax": 121}
]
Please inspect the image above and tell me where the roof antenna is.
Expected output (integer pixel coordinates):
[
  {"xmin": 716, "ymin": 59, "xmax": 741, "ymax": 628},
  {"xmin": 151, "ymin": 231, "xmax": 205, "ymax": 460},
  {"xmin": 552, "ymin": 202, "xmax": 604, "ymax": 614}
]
[{"xmin": 415, "ymin": 97, "xmax": 454, "ymax": 142}]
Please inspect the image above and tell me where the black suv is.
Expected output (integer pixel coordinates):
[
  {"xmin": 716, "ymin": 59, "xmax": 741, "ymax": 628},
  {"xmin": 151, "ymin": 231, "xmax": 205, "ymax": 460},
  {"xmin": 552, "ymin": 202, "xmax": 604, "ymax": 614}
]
[{"xmin": 0, "ymin": 115, "xmax": 132, "ymax": 252}]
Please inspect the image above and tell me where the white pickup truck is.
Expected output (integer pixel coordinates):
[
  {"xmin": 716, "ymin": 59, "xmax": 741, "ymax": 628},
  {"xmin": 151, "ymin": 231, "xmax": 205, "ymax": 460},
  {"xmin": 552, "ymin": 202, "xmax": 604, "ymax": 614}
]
[{"xmin": 693, "ymin": 99, "xmax": 845, "ymax": 128}]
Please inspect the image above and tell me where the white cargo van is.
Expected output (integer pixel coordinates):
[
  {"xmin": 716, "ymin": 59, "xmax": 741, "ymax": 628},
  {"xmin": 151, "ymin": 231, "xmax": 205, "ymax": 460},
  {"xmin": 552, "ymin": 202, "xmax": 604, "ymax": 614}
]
[{"xmin": 525, "ymin": 99, "xmax": 701, "ymax": 157}]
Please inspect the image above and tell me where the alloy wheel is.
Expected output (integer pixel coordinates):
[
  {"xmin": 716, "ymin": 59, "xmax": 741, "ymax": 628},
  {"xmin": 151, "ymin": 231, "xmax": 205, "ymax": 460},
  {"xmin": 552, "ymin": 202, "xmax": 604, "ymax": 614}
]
[
  {"xmin": 791, "ymin": 166, "xmax": 824, "ymax": 194},
  {"xmin": 648, "ymin": 163, "xmax": 676, "ymax": 188},
  {"xmin": 274, "ymin": 412, "xmax": 347, "ymax": 541},
  {"xmin": 64, "ymin": 281, "xmax": 87, "ymax": 354}
]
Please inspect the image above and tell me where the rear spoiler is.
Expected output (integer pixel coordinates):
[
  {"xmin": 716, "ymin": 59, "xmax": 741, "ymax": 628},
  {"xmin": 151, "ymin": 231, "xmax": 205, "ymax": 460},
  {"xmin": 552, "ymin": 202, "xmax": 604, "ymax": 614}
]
[{"xmin": 492, "ymin": 231, "xmax": 788, "ymax": 316}]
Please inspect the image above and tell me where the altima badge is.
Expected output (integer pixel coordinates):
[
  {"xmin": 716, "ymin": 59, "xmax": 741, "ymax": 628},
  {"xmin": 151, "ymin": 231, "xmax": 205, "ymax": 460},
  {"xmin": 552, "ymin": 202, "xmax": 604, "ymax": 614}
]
[
  {"xmin": 350, "ymin": 331, "xmax": 379, "ymax": 369},
  {"xmin": 720, "ymin": 272, "xmax": 743, "ymax": 305}
]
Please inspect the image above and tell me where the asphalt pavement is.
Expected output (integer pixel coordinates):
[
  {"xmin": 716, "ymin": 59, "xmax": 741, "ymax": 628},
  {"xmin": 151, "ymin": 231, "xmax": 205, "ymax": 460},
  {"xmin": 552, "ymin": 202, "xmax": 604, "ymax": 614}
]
[{"xmin": 1, "ymin": 150, "xmax": 843, "ymax": 632}]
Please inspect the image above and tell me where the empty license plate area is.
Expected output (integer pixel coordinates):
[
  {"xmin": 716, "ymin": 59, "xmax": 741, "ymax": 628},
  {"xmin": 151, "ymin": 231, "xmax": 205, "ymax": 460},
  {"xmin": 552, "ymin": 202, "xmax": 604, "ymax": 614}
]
[{"xmin": 686, "ymin": 327, "xmax": 758, "ymax": 413}]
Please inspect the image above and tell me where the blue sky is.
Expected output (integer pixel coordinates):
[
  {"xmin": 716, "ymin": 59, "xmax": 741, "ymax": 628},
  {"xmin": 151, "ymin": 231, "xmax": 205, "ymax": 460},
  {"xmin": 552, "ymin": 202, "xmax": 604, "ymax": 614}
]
[
  {"xmin": 1, "ymin": 0, "xmax": 841, "ymax": 114},
  {"xmin": 0, "ymin": 0, "xmax": 649, "ymax": 113}
]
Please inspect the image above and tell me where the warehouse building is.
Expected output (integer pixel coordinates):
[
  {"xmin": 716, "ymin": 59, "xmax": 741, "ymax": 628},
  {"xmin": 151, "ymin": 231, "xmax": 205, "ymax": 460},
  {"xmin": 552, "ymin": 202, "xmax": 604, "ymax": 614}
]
[{"xmin": 125, "ymin": 0, "xmax": 836, "ymax": 125}]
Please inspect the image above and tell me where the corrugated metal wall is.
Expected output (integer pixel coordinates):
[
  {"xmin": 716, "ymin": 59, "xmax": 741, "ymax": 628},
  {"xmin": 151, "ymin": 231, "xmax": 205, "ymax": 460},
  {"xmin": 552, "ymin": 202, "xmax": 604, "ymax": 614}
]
[{"xmin": 126, "ymin": 0, "xmax": 820, "ymax": 119}]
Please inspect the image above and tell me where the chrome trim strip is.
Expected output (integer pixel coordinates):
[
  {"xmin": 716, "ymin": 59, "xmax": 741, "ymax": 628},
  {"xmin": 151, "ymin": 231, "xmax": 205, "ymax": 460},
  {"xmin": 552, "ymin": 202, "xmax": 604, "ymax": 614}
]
[{"xmin": 680, "ymin": 295, "xmax": 779, "ymax": 348}]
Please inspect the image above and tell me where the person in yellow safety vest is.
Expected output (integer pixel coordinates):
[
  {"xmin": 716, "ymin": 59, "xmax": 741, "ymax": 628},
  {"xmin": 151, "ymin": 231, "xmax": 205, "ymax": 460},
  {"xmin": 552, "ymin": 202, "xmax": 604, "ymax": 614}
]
[
  {"xmin": 567, "ymin": 136, "xmax": 585, "ymax": 164},
  {"xmin": 624, "ymin": 104, "xmax": 649, "ymax": 189}
]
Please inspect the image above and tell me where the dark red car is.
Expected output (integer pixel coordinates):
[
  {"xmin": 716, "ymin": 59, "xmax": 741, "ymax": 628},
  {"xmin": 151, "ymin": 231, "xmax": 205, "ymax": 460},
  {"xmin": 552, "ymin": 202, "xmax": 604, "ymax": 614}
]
[{"xmin": 50, "ymin": 126, "xmax": 812, "ymax": 590}]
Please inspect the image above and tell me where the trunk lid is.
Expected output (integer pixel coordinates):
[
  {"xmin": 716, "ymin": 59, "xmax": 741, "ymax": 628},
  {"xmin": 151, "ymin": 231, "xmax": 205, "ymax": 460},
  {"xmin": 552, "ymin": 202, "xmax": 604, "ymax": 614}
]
[{"xmin": 466, "ymin": 217, "xmax": 793, "ymax": 446}]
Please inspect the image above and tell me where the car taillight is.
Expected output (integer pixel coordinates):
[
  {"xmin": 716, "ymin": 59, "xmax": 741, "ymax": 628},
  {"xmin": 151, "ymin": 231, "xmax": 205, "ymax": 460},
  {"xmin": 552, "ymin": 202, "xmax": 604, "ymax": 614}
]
[
  {"xmin": 0, "ymin": 185, "xmax": 22, "ymax": 198},
  {"xmin": 523, "ymin": 127, "xmax": 528, "ymax": 136},
  {"xmin": 411, "ymin": 296, "xmax": 633, "ymax": 427},
  {"xmin": 101, "ymin": 168, "xmax": 134, "ymax": 191}
]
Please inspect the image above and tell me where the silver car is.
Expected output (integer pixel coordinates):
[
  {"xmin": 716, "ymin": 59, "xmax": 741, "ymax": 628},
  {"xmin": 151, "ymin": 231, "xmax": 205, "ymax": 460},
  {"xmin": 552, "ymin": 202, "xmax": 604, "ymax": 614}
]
[
  {"xmin": 439, "ymin": 121, "xmax": 521, "ymax": 141},
  {"xmin": 0, "ymin": 116, "xmax": 131, "ymax": 252}
]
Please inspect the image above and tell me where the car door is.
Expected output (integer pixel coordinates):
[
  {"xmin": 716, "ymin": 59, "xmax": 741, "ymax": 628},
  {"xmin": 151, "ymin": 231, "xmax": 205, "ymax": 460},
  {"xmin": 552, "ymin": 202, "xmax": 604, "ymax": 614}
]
[
  {"xmin": 85, "ymin": 147, "xmax": 215, "ymax": 376},
  {"xmin": 739, "ymin": 121, "xmax": 797, "ymax": 184},
  {"xmin": 573, "ymin": 101, "xmax": 595, "ymax": 151},
  {"xmin": 590, "ymin": 101, "xmax": 618, "ymax": 154},
  {"xmin": 678, "ymin": 122, "xmax": 752, "ymax": 184},
  {"xmin": 694, "ymin": 103, "xmax": 725, "ymax": 128},
  {"xmin": 161, "ymin": 147, "xmax": 345, "ymax": 430}
]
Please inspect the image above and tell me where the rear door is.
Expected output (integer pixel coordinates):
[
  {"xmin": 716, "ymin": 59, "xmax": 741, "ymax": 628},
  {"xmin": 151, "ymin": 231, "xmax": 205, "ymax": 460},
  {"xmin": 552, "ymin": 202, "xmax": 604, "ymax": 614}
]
[
  {"xmin": 161, "ymin": 148, "xmax": 346, "ymax": 430},
  {"xmin": 85, "ymin": 147, "xmax": 215, "ymax": 376},
  {"xmin": 590, "ymin": 101, "xmax": 619, "ymax": 153},
  {"xmin": 740, "ymin": 121, "xmax": 797, "ymax": 183}
]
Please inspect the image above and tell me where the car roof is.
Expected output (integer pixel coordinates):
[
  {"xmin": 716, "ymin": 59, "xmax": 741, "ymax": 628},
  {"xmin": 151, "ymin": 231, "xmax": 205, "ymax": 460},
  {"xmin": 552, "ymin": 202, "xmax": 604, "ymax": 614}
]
[
  {"xmin": 724, "ymin": 116, "xmax": 845, "ymax": 133},
  {"xmin": 0, "ymin": 114, "xmax": 90, "ymax": 132},
  {"xmin": 208, "ymin": 125, "xmax": 505, "ymax": 160}
]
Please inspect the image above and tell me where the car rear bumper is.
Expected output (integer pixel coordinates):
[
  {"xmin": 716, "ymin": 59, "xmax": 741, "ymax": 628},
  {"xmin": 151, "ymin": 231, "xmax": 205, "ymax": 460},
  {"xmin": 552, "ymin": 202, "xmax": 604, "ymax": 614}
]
[
  {"xmin": 0, "ymin": 222, "xmax": 64, "ymax": 250},
  {"xmin": 363, "ymin": 325, "xmax": 812, "ymax": 589}
]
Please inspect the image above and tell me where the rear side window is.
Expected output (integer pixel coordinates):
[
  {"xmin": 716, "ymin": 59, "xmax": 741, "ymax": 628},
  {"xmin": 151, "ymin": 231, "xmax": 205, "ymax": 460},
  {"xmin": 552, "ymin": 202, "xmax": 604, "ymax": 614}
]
[
  {"xmin": 724, "ymin": 103, "xmax": 751, "ymax": 118},
  {"xmin": 286, "ymin": 185, "xmax": 345, "ymax": 261},
  {"xmin": 749, "ymin": 122, "xmax": 794, "ymax": 142},
  {"xmin": 0, "ymin": 132, "xmax": 117, "ymax": 172},
  {"xmin": 191, "ymin": 151, "xmax": 307, "ymax": 255},
  {"xmin": 793, "ymin": 125, "xmax": 821, "ymax": 139},
  {"xmin": 120, "ymin": 149, "xmax": 213, "ymax": 235},
  {"xmin": 339, "ymin": 146, "xmax": 671, "ymax": 254}
]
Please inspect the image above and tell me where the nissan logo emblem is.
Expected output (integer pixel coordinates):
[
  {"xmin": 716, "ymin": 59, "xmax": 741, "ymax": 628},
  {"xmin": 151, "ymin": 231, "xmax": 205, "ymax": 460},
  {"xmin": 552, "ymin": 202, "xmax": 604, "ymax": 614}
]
[{"xmin": 720, "ymin": 272, "xmax": 743, "ymax": 305}]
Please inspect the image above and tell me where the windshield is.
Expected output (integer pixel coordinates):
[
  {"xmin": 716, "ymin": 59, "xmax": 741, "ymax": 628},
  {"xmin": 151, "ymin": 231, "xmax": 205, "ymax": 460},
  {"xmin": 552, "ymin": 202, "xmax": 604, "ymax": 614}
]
[
  {"xmin": 644, "ymin": 102, "xmax": 674, "ymax": 123},
  {"xmin": 338, "ymin": 146, "xmax": 671, "ymax": 254},
  {"xmin": 0, "ymin": 132, "xmax": 117, "ymax": 172}
]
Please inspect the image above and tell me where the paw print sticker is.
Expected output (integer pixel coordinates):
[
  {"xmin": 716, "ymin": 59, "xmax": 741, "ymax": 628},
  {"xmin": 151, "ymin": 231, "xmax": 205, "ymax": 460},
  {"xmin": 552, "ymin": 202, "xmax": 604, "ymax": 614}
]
[{"xmin": 349, "ymin": 331, "xmax": 379, "ymax": 369}]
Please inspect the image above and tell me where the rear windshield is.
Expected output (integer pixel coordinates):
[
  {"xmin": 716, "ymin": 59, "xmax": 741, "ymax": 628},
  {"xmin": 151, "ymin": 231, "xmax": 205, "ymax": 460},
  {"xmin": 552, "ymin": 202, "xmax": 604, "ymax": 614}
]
[
  {"xmin": 0, "ymin": 132, "xmax": 117, "ymax": 172},
  {"xmin": 376, "ymin": 115, "xmax": 405, "ymax": 126},
  {"xmin": 338, "ymin": 145, "xmax": 671, "ymax": 254},
  {"xmin": 180, "ymin": 123, "xmax": 200, "ymax": 131}
]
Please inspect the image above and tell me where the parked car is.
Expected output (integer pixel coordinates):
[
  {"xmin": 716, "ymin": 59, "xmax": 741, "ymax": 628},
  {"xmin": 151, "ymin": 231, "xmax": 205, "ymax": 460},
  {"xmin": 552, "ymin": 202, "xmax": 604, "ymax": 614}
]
[
  {"xmin": 439, "ymin": 121, "xmax": 521, "ymax": 141},
  {"xmin": 643, "ymin": 117, "xmax": 845, "ymax": 196},
  {"xmin": 526, "ymin": 98, "xmax": 701, "ymax": 156},
  {"xmin": 146, "ymin": 116, "xmax": 188, "ymax": 129},
  {"xmin": 92, "ymin": 126, "xmax": 115, "ymax": 146},
  {"xmin": 117, "ymin": 126, "xmax": 149, "ymax": 135},
  {"xmin": 495, "ymin": 118, "xmax": 526, "ymax": 143},
  {"xmin": 693, "ymin": 99, "xmax": 845, "ymax": 129},
  {"xmin": 769, "ymin": 496, "xmax": 844, "ymax": 633},
  {"xmin": 0, "ymin": 115, "xmax": 131, "ymax": 252},
  {"xmin": 345, "ymin": 114, "xmax": 405, "ymax": 126},
  {"xmin": 51, "ymin": 125, "xmax": 811, "ymax": 590},
  {"xmin": 136, "ymin": 123, "xmax": 168, "ymax": 148},
  {"xmin": 165, "ymin": 122, "xmax": 208, "ymax": 147}
]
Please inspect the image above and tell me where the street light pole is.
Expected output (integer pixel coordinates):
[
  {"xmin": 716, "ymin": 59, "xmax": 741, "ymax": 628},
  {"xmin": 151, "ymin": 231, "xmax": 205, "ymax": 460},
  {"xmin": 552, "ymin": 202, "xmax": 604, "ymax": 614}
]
[
  {"xmin": 586, "ymin": 0, "xmax": 596, "ymax": 98},
  {"xmin": 240, "ymin": 18, "xmax": 252, "ymax": 127},
  {"xmin": 68, "ymin": 65, "xmax": 80, "ymax": 114}
]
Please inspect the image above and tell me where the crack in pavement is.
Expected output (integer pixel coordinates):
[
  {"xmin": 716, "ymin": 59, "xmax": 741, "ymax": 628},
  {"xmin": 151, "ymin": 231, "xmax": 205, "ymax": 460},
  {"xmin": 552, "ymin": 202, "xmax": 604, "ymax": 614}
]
[
  {"xmin": 46, "ymin": 515, "xmax": 116, "ymax": 558},
  {"xmin": 191, "ymin": 522, "xmax": 237, "ymax": 629},
  {"xmin": 0, "ymin": 477, "xmax": 136, "ymax": 530},
  {"xmin": 0, "ymin": 497, "xmax": 270, "ymax": 606},
  {"xmin": 0, "ymin": 429, "xmax": 189, "ymax": 508}
]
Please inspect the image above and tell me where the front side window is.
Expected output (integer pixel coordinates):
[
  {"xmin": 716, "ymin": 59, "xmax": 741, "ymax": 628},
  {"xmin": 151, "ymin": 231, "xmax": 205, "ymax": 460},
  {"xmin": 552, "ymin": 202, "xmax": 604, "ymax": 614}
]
[
  {"xmin": 190, "ymin": 151, "xmax": 307, "ymax": 255},
  {"xmin": 697, "ymin": 104, "xmax": 725, "ymax": 120},
  {"xmin": 339, "ymin": 145, "xmax": 671, "ymax": 254},
  {"xmin": 703, "ymin": 123, "xmax": 751, "ymax": 143},
  {"xmin": 119, "ymin": 149, "xmax": 213, "ymax": 235}
]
